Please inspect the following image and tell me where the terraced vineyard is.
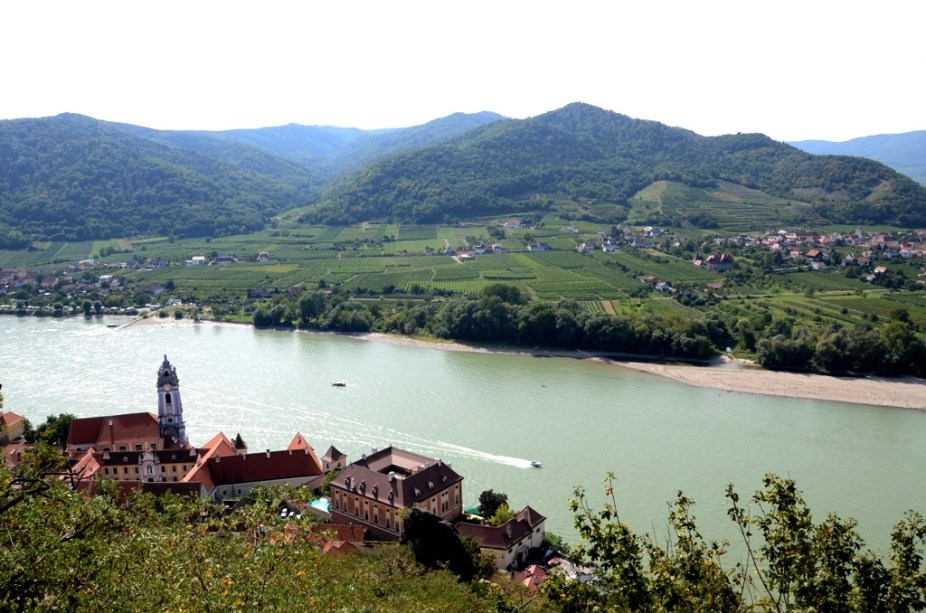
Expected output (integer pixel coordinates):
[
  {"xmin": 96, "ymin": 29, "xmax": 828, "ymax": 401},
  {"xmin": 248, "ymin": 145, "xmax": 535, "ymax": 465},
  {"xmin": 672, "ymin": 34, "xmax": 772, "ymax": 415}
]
[{"xmin": 628, "ymin": 180, "xmax": 818, "ymax": 231}]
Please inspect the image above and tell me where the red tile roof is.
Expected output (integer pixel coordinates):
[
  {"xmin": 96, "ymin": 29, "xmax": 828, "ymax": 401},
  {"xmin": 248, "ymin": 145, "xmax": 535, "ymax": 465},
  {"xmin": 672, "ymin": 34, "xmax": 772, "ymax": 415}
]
[
  {"xmin": 206, "ymin": 447, "xmax": 323, "ymax": 486},
  {"xmin": 512, "ymin": 565, "xmax": 549, "ymax": 592},
  {"xmin": 0, "ymin": 411, "xmax": 23, "ymax": 429},
  {"xmin": 67, "ymin": 412, "xmax": 161, "ymax": 448}
]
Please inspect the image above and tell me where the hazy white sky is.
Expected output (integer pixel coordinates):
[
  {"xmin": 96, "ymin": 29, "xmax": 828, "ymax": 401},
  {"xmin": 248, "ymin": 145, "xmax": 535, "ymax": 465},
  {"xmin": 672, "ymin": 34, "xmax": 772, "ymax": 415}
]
[{"xmin": 1, "ymin": 1, "xmax": 923, "ymax": 142}]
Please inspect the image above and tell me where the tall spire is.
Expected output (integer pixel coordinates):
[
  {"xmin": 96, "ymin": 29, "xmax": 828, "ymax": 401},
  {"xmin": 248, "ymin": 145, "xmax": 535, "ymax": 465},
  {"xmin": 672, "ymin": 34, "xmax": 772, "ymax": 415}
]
[{"xmin": 156, "ymin": 355, "xmax": 187, "ymax": 444}]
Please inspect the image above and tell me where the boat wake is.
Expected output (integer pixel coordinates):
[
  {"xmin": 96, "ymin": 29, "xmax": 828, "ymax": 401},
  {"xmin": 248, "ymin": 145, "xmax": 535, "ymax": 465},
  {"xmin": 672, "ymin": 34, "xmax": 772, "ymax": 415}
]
[
  {"xmin": 202, "ymin": 398, "xmax": 537, "ymax": 468},
  {"xmin": 432, "ymin": 440, "xmax": 535, "ymax": 469}
]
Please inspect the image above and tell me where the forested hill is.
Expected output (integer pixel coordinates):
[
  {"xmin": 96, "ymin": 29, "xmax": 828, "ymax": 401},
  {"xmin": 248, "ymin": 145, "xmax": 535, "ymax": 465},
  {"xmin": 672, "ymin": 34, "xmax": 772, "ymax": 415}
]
[
  {"xmin": 114, "ymin": 111, "xmax": 505, "ymax": 174},
  {"xmin": 0, "ymin": 111, "xmax": 506, "ymax": 244},
  {"xmin": 0, "ymin": 114, "xmax": 311, "ymax": 243},
  {"xmin": 791, "ymin": 130, "xmax": 926, "ymax": 186},
  {"xmin": 304, "ymin": 102, "xmax": 926, "ymax": 227}
]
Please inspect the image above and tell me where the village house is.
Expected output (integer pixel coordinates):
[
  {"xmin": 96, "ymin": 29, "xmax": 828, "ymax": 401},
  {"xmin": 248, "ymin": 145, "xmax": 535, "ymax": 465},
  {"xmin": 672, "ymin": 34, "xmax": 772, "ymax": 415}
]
[
  {"xmin": 576, "ymin": 242, "xmax": 597, "ymax": 253},
  {"xmin": 328, "ymin": 446, "xmax": 464, "ymax": 540},
  {"xmin": 704, "ymin": 253, "xmax": 735, "ymax": 272},
  {"xmin": 456, "ymin": 506, "xmax": 546, "ymax": 570},
  {"xmin": 512, "ymin": 565, "xmax": 550, "ymax": 594},
  {"xmin": 0, "ymin": 410, "xmax": 25, "ymax": 443},
  {"xmin": 185, "ymin": 256, "xmax": 207, "ymax": 266}
]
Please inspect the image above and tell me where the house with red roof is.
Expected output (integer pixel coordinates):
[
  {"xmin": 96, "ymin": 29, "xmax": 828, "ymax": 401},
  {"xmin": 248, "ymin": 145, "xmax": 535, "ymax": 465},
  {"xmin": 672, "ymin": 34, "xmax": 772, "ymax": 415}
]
[
  {"xmin": 329, "ymin": 446, "xmax": 464, "ymax": 540},
  {"xmin": 511, "ymin": 564, "xmax": 550, "ymax": 593},
  {"xmin": 0, "ymin": 411, "xmax": 25, "ymax": 443}
]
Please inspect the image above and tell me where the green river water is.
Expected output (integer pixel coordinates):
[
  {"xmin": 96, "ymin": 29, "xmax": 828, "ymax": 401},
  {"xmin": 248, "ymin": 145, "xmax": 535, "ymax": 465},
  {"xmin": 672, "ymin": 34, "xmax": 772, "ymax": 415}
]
[{"xmin": 2, "ymin": 315, "xmax": 924, "ymax": 555}]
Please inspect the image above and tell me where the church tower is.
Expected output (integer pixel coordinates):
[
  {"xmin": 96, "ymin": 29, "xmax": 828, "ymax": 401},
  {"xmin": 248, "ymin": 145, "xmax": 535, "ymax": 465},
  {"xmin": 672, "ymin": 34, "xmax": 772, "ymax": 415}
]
[{"xmin": 156, "ymin": 355, "xmax": 187, "ymax": 444}]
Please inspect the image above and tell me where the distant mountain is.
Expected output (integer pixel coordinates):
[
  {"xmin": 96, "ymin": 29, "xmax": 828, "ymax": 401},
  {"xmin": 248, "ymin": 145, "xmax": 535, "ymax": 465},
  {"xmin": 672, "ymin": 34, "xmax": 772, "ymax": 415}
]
[
  {"xmin": 111, "ymin": 111, "xmax": 503, "ymax": 176},
  {"xmin": 3, "ymin": 106, "xmax": 924, "ymax": 246},
  {"xmin": 305, "ymin": 103, "xmax": 926, "ymax": 228},
  {"xmin": 326, "ymin": 111, "xmax": 505, "ymax": 172},
  {"xmin": 791, "ymin": 131, "xmax": 926, "ymax": 186},
  {"xmin": 0, "ymin": 111, "xmax": 507, "ymax": 243},
  {"xmin": 0, "ymin": 114, "xmax": 309, "ymax": 243}
]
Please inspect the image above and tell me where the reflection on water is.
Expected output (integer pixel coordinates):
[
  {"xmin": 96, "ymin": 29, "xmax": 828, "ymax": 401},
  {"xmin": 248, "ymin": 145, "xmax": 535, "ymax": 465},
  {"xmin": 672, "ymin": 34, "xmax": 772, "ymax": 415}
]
[{"xmin": 2, "ymin": 315, "xmax": 924, "ymax": 553}]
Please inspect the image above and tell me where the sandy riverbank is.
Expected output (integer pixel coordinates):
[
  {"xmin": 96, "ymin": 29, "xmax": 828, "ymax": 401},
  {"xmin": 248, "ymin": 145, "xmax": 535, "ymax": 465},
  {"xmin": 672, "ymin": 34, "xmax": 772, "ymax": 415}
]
[
  {"xmin": 125, "ymin": 316, "xmax": 926, "ymax": 410},
  {"xmin": 357, "ymin": 332, "xmax": 926, "ymax": 411}
]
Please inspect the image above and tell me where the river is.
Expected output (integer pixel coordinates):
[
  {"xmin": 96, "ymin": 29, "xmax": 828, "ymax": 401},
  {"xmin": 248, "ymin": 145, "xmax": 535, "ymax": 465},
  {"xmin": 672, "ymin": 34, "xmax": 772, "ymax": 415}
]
[{"xmin": 2, "ymin": 315, "xmax": 924, "ymax": 557}]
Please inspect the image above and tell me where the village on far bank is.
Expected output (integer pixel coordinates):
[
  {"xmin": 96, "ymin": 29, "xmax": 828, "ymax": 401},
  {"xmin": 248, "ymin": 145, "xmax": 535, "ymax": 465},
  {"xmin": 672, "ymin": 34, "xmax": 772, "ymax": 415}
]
[
  {"xmin": 0, "ymin": 356, "xmax": 575, "ymax": 593},
  {"xmin": 1, "ymin": 223, "xmax": 925, "ymax": 320}
]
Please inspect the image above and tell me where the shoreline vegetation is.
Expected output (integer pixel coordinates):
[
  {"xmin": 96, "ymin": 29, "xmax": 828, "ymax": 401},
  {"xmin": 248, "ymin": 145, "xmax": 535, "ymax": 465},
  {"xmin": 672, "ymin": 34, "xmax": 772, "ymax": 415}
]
[{"xmin": 128, "ymin": 314, "xmax": 926, "ymax": 411}]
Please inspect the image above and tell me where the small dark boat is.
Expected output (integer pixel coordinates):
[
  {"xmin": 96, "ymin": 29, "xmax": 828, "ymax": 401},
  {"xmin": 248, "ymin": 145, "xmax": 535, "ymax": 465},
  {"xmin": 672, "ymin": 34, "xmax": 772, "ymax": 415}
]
[
  {"xmin": 530, "ymin": 461, "xmax": 542, "ymax": 468},
  {"xmin": 331, "ymin": 382, "xmax": 347, "ymax": 387}
]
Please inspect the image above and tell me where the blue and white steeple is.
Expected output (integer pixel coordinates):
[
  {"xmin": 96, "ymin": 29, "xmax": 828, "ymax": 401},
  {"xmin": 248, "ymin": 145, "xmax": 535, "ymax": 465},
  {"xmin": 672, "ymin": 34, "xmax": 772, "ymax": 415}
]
[{"xmin": 156, "ymin": 355, "xmax": 187, "ymax": 443}]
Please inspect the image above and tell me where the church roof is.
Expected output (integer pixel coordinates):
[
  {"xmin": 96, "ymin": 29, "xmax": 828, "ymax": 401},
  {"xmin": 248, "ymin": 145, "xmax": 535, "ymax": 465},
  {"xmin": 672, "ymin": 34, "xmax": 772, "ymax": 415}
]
[
  {"xmin": 207, "ymin": 447, "xmax": 323, "ymax": 486},
  {"xmin": 288, "ymin": 432, "xmax": 313, "ymax": 451},
  {"xmin": 181, "ymin": 432, "xmax": 238, "ymax": 494},
  {"xmin": 156, "ymin": 355, "xmax": 180, "ymax": 387},
  {"xmin": 67, "ymin": 412, "xmax": 161, "ymax": 448}
]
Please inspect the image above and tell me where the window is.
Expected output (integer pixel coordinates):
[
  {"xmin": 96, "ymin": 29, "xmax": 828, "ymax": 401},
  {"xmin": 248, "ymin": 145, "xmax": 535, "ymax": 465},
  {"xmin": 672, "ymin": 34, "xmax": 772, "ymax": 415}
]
[
  {"xmin": 123, "ymin": 467, "xmax": 128, "ymax": 474},
  {"xmin": 118, "ymin": 446, "xmax": 127, "ymax": 451},
  {"xmin": 135, "ymin": 444, "xmax": 143, "ymax": 451},
  {"xmin": 103, "ymin": 468, "xmax": 109, "ymax": 475}
]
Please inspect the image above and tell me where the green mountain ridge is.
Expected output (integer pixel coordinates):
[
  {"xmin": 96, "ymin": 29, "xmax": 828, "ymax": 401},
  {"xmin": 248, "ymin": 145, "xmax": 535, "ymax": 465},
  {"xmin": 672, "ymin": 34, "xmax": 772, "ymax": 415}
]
[
  {"xmin": 0, "ymin": 114, "xmax": 308, "ymax": 243},
  {"xmin": 305, "ymin": 103, "xmax": 926, "ymax": 228},
  {"xmin": 1, "ymin": 105, "xmax": 924, "ymax": 245}
]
